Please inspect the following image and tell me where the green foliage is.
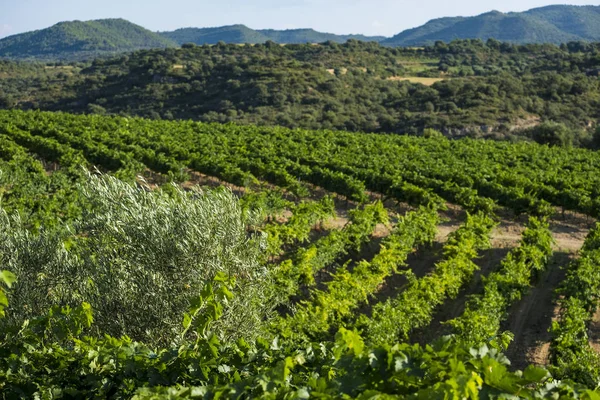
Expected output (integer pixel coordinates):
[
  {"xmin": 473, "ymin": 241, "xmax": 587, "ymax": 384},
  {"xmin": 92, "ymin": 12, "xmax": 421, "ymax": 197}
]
[
  {"xmin": 0, "ymin": 270, "xmax": 15, "ymax": 318},
  {"xmin": 161, "ymin": 25, "xmax": 385, "ymax": 46},
  {"xmin": 0, "ymin": 18, "xmax": 176, "ymax": 61},
  {"xmin": 277, "ymin": 201, "xmax": 387, "ymax": 293},
  {"xmin": 2, "ymin": 108, "xmax": 600, "ymax": 396},
  {"xmin": 4, "ymin": 5, "xmax": 600, "ymax": 64},
  {"xmin": 526, "ymin": 121, "xmax": 574, "ymax": 147},
  {"xmin": 180, "ymin": 272, "xmax": 235, "ymax": 346},
  {"xmin": 272, "ymin": 206, "xmax": 440, "ymax": 343},
  {"xmin": 3, "ymin": 39, "xmax": 600, "ymax": 139},
  {"xmin": 161, "ymin": 25, "xmax": 272, "ymax": 46},
  {"xmin": 0, "ymin": 273, "xmax": 240, "ymax": 398},
  {"xmin": 360, "ymin": 212, "xmax": 497, "ymax": 345},
  {"xmin": 5, "ymin": 109, "xmax": 600, "ymax": 220},
  {"xmin": 382, "ymin": 5, "xmax": 600, "ymax": 46},
  {"xmin": 446, "ymin": 216, "xmax": 554, "ymax": 349},
  {"xmin": 551, "ymin": 297, "xmax": 600, "ymax": 387},
  {"xmin": 263, "ymin": 196, "xmax": 335, "ymax": 256},
  {"xmin": 0, "ymin": 136, "xmax": 86, "ymax": 229},
  {"xmin": 423, "ymin": 128, "xmax": 445, "ymax": 138},
  {"xmin": 0, "ymin": 173, "xmax": 271, "ymax": 345},
  {"xmin": 3, "ymin": 311, "xmax": 597, "ymax": 399},
  {"xmin": 550, "ymin": 223, "xmax": 600, "ymax": 386},
  {"xmin": 239, "ymin": 189, "xmax": 293, "ymax": 224}
]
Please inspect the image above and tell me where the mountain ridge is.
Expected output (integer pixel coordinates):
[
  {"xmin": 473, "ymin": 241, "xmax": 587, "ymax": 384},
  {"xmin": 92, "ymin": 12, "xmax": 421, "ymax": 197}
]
[
  {"xmin": 0, "ymin": 18, "xmax": 175, "ymax": 60},
  {"xmin": 382, "ymin": 5, "xmax": 600, "ymax": 46},
  {"xmin": 159, "ymin": 25, "xmax": 385, "ymax": 45},
  {"xmin": 2, "ymin": 5, "xmax": 600, "ymax": 61}
]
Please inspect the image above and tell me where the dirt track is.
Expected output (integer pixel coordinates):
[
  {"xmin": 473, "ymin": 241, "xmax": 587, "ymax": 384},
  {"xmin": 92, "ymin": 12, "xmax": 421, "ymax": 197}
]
[
  {"xmin": 589, "ymin": 308, "xmax": 600, "ymax": 353},
  {"xmin": 336, "ymin": 204, "xmax": 593, "ymax": 370},
  {"xmin": 502, "ymin": 212, "xmax": 592, "ymax": 370},
  {"xmin": 503, "ymin": 252, "xmax": 570, "ymax": 370}
]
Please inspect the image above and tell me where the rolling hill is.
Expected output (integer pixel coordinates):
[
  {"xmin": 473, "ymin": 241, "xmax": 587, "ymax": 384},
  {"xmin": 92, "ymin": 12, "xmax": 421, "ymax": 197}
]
[
  {"xmin": 382, "ymin": 5, "xmax": 600, "ymax": 46},
  {"xmin": 0, "ymin": 19, "xmax": 176, "ymax": 61},
  {"xmin": 160, "ymin": 25, "xmax": 384, "ymax": 45},
  {"xmin": 2, "ymin": 5, "xmax": 600, "ymax": 62},
  {"xmin": 160, "ymin": 25, "xmax": 271, "ymax": 45}
]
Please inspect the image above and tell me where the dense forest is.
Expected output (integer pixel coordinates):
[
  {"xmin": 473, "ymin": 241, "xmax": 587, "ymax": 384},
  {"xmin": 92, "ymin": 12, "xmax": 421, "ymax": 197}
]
[
  {"xmin": 0, "ymin": 19, "xmax": 175, "ymax": 61},
  {"xmin": 1, "ymin": 39, "xmax": 600, "ymax": 146},
  {"xmin": 2, "ymin": 5, "xmax": 600, "ymax": 62},
  {"xmin": 161, "ymin": 25, "xmax": 384, "ymax": 47}
]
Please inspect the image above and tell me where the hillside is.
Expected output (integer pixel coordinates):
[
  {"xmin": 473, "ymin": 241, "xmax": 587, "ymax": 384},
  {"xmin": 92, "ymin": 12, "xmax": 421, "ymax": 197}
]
[
  {"xmin": 0, "ymin": 19, "xmax": 176, "ymax": 61},
  {"xmin": 161, "ymin": 25, "xmax": 384, "ymax": 45},
  {"xmin": 382, "ymin": 16, "xmax": 466, "ymax": 47},
  {"xmin": 382, "ymin": 5, "xmax": 600, "ymax": 46},
  {"xmin": 257, "ymin": 28, "xmax": 385, "ymax": 44},
  {"xmin": 1, "ymin": 40, "xmax": 599, "ymax": 144},
  {"xmin": 2, "ymin": 5, "xmax": 600, "ymax": 62},
  {"xmin": 525, "ymin": 5, "xmax": 600, "ymax": 40},
  {"xmin": 160, "ymin": 25, "xmax": 271, "ymax": 45}
]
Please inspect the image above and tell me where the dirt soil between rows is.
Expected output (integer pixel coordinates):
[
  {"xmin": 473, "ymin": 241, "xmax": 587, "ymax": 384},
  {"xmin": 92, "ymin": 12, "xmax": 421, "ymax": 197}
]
[
  {"xmin": 150, "ymin": 171, "xmax": 597, "ymax": 368},
  {"xmin": 407, "ymin": 209, "xmax": 593, "ymax": 368}
]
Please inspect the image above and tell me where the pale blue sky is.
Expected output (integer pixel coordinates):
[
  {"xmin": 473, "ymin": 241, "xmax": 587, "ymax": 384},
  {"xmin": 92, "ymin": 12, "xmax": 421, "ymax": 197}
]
[{"xmin": 0, "ymin": 0, "xmax": 597, "ymax": 39}]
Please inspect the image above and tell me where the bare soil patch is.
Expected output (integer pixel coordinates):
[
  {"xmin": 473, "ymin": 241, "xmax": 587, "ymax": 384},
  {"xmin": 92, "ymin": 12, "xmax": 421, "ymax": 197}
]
[
  {"xmin": 588, "ymin": 307, "xmax": 600, "ymax": 353},
  {"xmin": 503, "ymin": 252, "xmax": 572, "ymax": 370},
  {"xmin": 387, "ymin": 76, "xmax": 445, "ymax": 85}
]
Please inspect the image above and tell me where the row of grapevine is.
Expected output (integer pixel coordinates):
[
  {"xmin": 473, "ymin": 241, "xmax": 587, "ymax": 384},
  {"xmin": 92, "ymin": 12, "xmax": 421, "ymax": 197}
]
[
  {"xmin": 446, "ymin": 217, "xmax": 554, "ymax": 349},
  {"xmin": 238, "ymin": 189, "xmax": 293, "ymax": 224},
  {"xmin": 0, "ymin": 124, "xmax": 87, "ymax": 169},
  {"xmin": 358, "ymin": 212, "xmax": 497, "ymax": 346},
  {"xmin": 0, "ymin": 134, "xmax": 87, "ymax": 229},
  {"xmin": 7, "ymin": 110, "xmax": 600, "ymax": 216},
  {"xmin": 271, "ymin": 206, "xmax": 440, "ymax": 343},
  {"xmin": 275, "ymin": 202, "xmax": 388, "ymax": 299},
  {"xmin": 3, "ymin": 109, "xmax": 600, "ymax": 397},
  {"xmin": 262, "ymin": 196, "xmax": 336, "ymax": 256},
  {"xmin": 23, "ymin": 124, "xmax": 146, "ymax": 177},
  {"xmin": 2, "ymin": 297, "xmax": 596, "ymax": 398},
  {"xmin": 550, "ymin": 223, "xmax": 600, "ymax": 386}
]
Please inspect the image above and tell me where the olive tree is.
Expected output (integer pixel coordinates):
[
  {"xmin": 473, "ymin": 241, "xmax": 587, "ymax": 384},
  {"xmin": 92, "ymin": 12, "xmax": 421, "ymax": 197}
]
[{"xmin": 0, "ymin": 174, "xmax": 273, "ymax": 345}]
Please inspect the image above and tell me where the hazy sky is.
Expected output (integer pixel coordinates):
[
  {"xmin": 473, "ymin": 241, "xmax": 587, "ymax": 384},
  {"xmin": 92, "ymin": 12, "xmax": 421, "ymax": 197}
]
[{"xmin": 0, "ymin": 0, "xmax": 598, "ymax": 39}]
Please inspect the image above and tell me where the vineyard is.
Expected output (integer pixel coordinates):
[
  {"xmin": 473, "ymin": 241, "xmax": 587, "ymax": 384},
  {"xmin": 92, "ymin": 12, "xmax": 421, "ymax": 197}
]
[{"xmin": 2, "ymin": 109, "xmax": 600, "ymax": 398}]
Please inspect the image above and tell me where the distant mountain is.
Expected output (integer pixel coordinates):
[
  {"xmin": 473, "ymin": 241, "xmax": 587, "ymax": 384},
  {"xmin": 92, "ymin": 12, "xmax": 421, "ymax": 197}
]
[
  {"xmin": 524, "ymin": 5, "xmax": 600, "ymax": 40},
  {"xmin": 382, "ymin": 5, "xmax": 600, "ymax": 46},
  {"xmin": 161, "ymin": 25, "xmax": 384, "ymax": 45},
  {"xmin": 161, "ymin": 25, "xmax": 270, "ymax": 45},
  {"xmin": 257, "ymin": 28, "xmax": 385, "ymax": 44},
  {"xmin": 3, "ymin": 5, "xmax": 600, "ymax": 62},
  {"xmin": 0, "ymin": 19, "xmax": 176, "ymax": 61}
]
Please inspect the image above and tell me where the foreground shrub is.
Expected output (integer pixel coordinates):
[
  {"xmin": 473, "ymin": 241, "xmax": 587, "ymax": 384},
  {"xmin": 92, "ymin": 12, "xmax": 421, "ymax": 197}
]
[{"xmin": 0, "ymin": 173, "xmax": 272, "ymax": 345}]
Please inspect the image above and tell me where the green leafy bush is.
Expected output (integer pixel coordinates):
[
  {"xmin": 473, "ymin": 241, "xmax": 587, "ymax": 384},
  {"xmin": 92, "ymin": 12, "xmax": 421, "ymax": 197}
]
[{"xmin": 0, "ymin": 173, "xmax": 272, "ymax": 345}]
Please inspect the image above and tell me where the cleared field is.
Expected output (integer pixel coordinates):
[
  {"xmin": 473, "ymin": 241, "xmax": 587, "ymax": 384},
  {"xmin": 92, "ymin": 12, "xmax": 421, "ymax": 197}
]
[{"xmin": 387, "ymin": 75, "xmax": 446, "ymax": 85}]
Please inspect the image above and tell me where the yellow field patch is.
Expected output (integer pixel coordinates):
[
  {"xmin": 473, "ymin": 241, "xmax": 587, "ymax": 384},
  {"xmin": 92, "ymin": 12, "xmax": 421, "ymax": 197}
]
[
  {"xmin": 44, "ymin": 66, "xmax": 74, "ymax": 70},
  {"xmin": 326, "ymin": 67, "xmax": 348, "ymax": 75},
  {"xmin": 387, "ymin": 76, "xmax": 445, "ymax": 86}
]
